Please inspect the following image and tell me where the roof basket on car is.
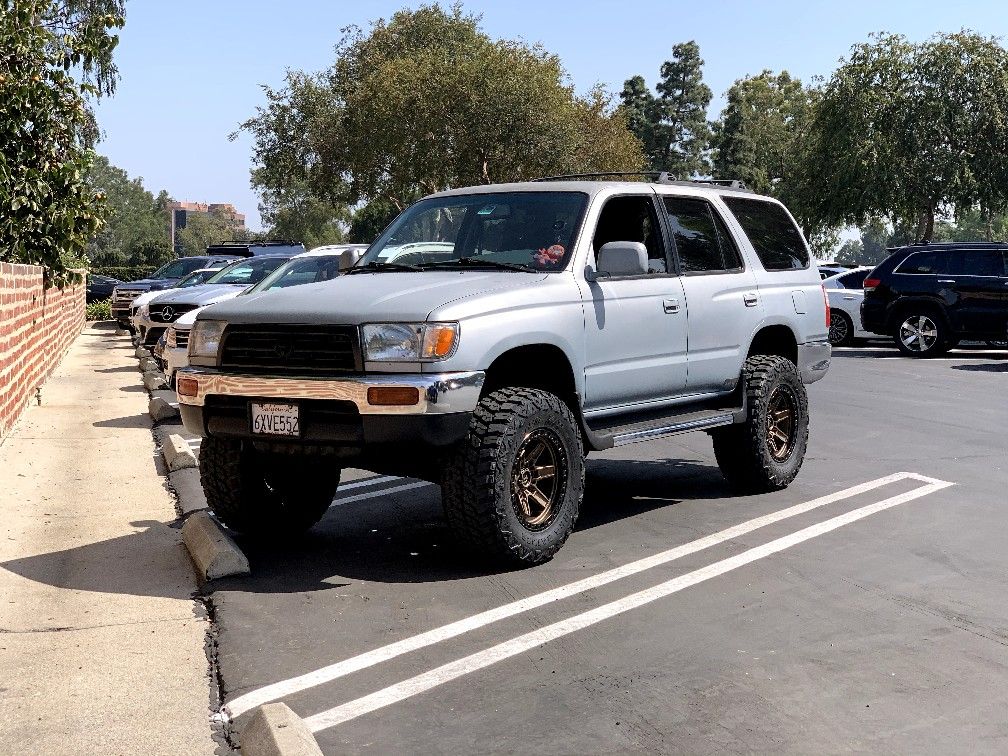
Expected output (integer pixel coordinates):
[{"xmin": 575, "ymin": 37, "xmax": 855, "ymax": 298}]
[
  {"xmin": 532, "ymin": 172, "xmax": 750, "ymax": 191},
  {"xmin": 208, "ymin": 240, "xmax": 301, "ymax": 246}
]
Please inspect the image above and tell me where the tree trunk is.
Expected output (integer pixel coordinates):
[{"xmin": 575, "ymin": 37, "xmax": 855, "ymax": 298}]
[
  {"xmin": 985, "ymin": 207, "xmax": 994, "ymax": 241},
  {"xmin": 916, "ymin": 206, "xmax": 935, "ymax": 244}
]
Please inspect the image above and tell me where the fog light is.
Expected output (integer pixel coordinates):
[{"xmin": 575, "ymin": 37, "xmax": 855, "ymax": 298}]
[
  {"xmin": 176, "ymin": 377, "xmax": 199, "ymax": 398},
  {"xmin": 367, "ymin": 386, "xmax": 420, "ymax": 406}
]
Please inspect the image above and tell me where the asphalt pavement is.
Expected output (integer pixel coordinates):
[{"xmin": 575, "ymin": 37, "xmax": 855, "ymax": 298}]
[{"xmin": 203, "ymin": 343, "xmax": 1007, "ymax": 753}]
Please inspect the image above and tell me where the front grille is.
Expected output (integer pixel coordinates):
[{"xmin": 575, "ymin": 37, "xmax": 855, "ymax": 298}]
[
  {"xmin": 173, "ymin": 329, "xmax": 190, "ymax": 349},
  {"xmin": 220, "ymin": 325, "xmax": 361, "ymax": 374},
  {"xmin": 114, "ymin": 289, "xmax": 144, "ymax": 304},
  {"xmin": 148, "ymin": 303, "xmax": 198, "ymax": 324}
]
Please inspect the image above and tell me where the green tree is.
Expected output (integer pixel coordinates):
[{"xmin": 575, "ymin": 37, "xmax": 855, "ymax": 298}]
[
  {"xmin": 802, "ymin": 31, "xmax": 1008, "ymax": 244},
  {"xmin": 86, "ymin": 155, "xmax": 171, "ymax": 265},
  {"xmin": 236, "ymin": 4, "xmax": 644, "ymax": 214},
  {"xmin": 175, "ymin": 208, "xmax": 238, "ymax": 255},
  {"xmin": 258, "ymin": 181, "xmax": 349, "ymax": 249},
  {"xmin": 1, "ymin": 1, "xmax": 124, "ymax": 283},
  {"xmin": 620, "ymin": 41, "xmax": 712, "ymax": 175},
  {"xmin": 348, "ymin": 199, "xmax": 400, "ymax": 244}
]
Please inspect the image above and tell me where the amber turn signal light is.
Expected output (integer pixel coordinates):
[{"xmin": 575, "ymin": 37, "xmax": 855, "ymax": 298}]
[
  {"xmin": 176, "ymin": 377, "xmax": 199, "ymax": 398},
  {"xmin": 367, "ymin": 386, "xmax": 420, "ymax": 406}
]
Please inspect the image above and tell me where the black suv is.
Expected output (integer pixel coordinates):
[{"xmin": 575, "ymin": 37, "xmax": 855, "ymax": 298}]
[{"xmin": 861, "ymin": 243, "xmax": 1008, "ymax": 356}]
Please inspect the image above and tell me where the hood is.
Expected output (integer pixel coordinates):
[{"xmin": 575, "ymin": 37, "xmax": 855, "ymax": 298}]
[
  {"xmin": 199, "ymin": 271, "xmax": 548, "ymax": 325},
  {"xmin": 117, "ymin": 277, "xmax": 177, "ymax": 292},
  {"xmin": 133, "ymin": 287, "xmax": 181, "ymax": 308},
  {"xmin": 174, "ymin": 305, "xmax": 209, "ymax": 329},
  {"xmin": 148, "ymin": 283, "xmax": 247, "ymax": 308}
]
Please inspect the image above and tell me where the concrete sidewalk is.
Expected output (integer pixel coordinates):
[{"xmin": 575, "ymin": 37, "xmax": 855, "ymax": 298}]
[{"xmin": 0, "ymin": 325, "xmax": 215, "ymax": 754}]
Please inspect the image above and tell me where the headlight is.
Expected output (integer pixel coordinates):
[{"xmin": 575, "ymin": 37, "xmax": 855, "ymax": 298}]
[
  {"xmin": 362, "ymin": 322, "xmax": 458, "ymax": 362},
  {"xmin": 189, "ymin": 320, "xmax": 227, "ymax": 359}
]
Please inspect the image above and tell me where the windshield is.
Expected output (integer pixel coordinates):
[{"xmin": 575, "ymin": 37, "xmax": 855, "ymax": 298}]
[
  {"xmin": 359, "ymin": 191, "xmax": 588, "ymax": 271},
  {"xmin": 205, "ymin": 256, "xmax": 290, "ymax": 286},
  {"xmin": 176, "ymin": 270, "xmax": 216, "ymax": 287},
  {"xmin": 151, "ymin": 257, "xmax": 212, "ymax": 279},
  {"xmin": 246, "ymin": 255, "xmax": 344, "ymax": 294}
]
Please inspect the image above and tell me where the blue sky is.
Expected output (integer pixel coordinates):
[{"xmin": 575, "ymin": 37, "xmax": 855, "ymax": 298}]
[{"xmin": 94, "ymin": 1, "xmax": 1008, "ymax": 230}]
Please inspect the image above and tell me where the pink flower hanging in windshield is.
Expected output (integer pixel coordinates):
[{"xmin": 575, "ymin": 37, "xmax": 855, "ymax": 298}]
[{"xmin": 535, "ymin": 244, "xmax": 565, "ymax": 267}]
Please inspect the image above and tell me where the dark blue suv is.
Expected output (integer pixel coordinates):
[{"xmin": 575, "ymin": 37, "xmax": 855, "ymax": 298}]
[{"xmin": 861, "ymin": 242, "xmax": 1008, "ymax": 356}]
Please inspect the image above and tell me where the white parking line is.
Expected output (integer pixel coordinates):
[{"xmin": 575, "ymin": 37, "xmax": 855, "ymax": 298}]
[
  {"xmin": 222, "ymin": 471, "xmax": 933, "ymax": 719},
  {"xmin": 337, "ymin": 475, "xmax": 401, "ymax": 492},
  {"xmin": 332, "ymin": 481, "xmax": 431, "ymax": 506},
  {"xmin": 304, "ymin": 475, "xmax": 953, "ymax": 732}
]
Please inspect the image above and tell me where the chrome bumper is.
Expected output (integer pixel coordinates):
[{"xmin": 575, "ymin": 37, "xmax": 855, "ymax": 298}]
[
  {"xmin": 797, "ymin": 340, "xmax": 831, "ymax": 384},
  {"xmin": 175, "ymin": 368, "xmax": 485, "ymax": 415}
]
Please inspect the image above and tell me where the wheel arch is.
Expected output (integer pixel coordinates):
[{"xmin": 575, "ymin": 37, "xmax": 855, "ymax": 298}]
[
  {"xmin": 746, "ymin": 323, "xmax": 799, "ymax": 365},
  {"xmin": 481, "ymin": 343, "xmax": 579, "ymax": 411},
  {"xmin": 884, "ymin": 296, "xmax": 952, "ymax": 334}
]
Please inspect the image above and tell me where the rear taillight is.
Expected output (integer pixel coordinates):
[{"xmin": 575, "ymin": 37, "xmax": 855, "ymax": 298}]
[
  {"xmin": 863, "ymin": 277, "xmax": 881, "ymax": 292},
  {"xmin": 822, "ymin": 284, "xmax": 830, "ymax": 328}
]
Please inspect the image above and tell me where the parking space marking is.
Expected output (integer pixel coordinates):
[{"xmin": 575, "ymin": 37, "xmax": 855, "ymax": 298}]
[
  {"xmin": 223, "ymin": 471, "xmax": 935, "ymax": 719},
  {"xmin": 332, "ymin": 481, "xmax": 431, "ymax": 506},
  {"xmin": 337, "ymin": 475, "xmax": 401, "ymax": 492},
  {"xmin": 303, "ymin": 475, "xmax": 953, "ymax": 732}
]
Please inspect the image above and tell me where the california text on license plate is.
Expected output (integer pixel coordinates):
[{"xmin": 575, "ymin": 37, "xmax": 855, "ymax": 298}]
[{"xmin": 250, "ymin": 401, "xmax": 300, "ymax": 437}]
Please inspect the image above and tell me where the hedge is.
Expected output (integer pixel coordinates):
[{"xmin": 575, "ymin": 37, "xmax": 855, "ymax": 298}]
[{"xmin": 89, "ymin": 265, "xmax": 158, "ymax": 282}]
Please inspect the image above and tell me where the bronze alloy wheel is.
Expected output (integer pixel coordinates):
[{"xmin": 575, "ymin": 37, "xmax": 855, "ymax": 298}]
[
  {"xmin": 510, "ymin": 428, "xmax": 567, "ymax": 530},
  {"xmin": 766, "ymin": 386, "xmax": 798, "ymax": 462}
]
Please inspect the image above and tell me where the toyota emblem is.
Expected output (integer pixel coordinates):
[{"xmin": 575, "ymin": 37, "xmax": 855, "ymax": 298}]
[{"xmin": 161, "ymin": 306, "xmax": 174, "ymax": 321}]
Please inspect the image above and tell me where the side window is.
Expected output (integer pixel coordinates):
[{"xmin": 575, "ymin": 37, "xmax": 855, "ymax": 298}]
[
  {"xmin": 722, "ymin": 197, "xmax": 810, "ymax": 271},
  {"xmin": 954, "ymin": 249, "xmax": 1005, "ymax": 277},
  {"xmin": 592, "ymin": 195, "xmax": 667, "ymax": 273},
  {"xmin": 663, "ymin": 197, "xmax": 741, "ymax": 274},
  {"xmin": 897, "ymin": 251, "xmax": 949, "ymax": 274},
  {"xmin": 838, "ymin": 270, "xmax": 869, "ymax": 288}
]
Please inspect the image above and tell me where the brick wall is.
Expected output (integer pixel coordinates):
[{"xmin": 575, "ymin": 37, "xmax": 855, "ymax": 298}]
[{"xmin": 0, "ymin": 263, "xmax": 86, "ymax": 441}]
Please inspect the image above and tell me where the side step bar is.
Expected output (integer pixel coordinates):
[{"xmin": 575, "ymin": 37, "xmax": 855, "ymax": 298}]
[{"xmin": 610, "ymin": 413, "xmax": 735, "ymax": 447}]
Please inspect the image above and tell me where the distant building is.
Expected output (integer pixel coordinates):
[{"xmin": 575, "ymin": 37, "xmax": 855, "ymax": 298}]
[{"xmin": 169, "ymin": 201, "xmax": 246, "ymax": 254}]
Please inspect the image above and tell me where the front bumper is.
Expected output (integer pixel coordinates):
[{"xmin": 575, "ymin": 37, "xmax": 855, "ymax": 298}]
[
  {"xmin": 176, "ymin": 368, "xmax": 485, "ymax": 447},
  {"xmin": 165, "ymin": 345, "xmax": 188, "ymax": 382},
  {"xmin": 797, "ymin": 340, "xmax": 831, "ymax": 384}
]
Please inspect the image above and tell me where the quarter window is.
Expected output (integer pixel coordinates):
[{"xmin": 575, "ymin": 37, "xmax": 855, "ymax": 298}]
[
  {"xmin": 896, "ymin": 251, "xmax": 950, "ymax": 275},
  {"xmin": 722, "ymin": 197, "xmax": 810, "ymax": 271},
  {"xmin": 663, "ymin": 197, "xmax": 742, "ymax": 274}
]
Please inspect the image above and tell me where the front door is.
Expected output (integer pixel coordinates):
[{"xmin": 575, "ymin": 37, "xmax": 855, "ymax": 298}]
[
  {"xmin": 581, "ymin": 193, "xmax": 688, "ymax": 412},
  {"xmin": 948, "ymin": 248, "xmax": 1008, "ymax": 337}
]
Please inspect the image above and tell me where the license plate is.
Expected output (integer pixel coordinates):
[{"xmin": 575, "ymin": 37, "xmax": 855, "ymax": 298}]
[{"xmin": 250, "ymin": 402, "xmax": 300, "ymax": 437}]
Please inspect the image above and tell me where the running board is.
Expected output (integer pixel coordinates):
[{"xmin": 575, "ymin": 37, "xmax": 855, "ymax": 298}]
[
  {"xmin": 580, "ymin": 403, "xmax": 741, "ymax": 451},
  {"xmin": 610, "ymin": 413, "xmax": 735, "ymax": 447}
]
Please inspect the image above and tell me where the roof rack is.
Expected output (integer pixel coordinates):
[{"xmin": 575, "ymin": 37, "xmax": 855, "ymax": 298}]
[
  {"xmin": 208, "ymin": 240, "xmax": 301, "ymax": 246},
  {"xmin": 531, "ymin": 173, "xmax": 750, "ymax": 192}
]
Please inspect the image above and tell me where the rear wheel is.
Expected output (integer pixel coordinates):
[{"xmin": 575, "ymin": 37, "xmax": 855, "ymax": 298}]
[
  {"xmin": 199, "ymin": 438, "xmax": 340, "ymax": 536},
  {"xmin": 712, "ymin": 355, "xmax": 809, "ymax": 493},
  {"xmin": 442, "ymin": 387, "xmax": 584, "ymax": 564},
  {"xmin": 894, "ymin": 311, "xmax": 949, "ymax": 357},
  {"xmin": 828, "ymin": 309, "xmax": 854, "ymax": 346}
]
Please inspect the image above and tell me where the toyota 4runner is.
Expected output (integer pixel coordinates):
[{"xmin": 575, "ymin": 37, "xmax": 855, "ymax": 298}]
[{"xmin": 176, "ymin": 177, "xmax": 831, "ymax": 564}]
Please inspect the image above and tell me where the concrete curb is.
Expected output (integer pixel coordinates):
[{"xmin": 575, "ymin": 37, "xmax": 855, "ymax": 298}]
[
  {"xmin": 240, "ymin": 703, "xmax": 323, "ymax": 756},
  {"xmin": 149, "ymin": 390, "xmax": 180, "ymax": 422},
  {"xmin": 162, "ymin": 433, "xmax": 197, "ymax": 471},
  {"xmin": 143, "ymin": 370, "xmax": 168, "ymax": 391},
  {"xmin": 139, "ymin": 357, "xmax": 160, "ymax": 373},
  {"xmin": 135, "ymin": 346, "xmax": 151, "ymax": 360},
  {"xmin": 115, "ymin": 328, "xmax": 130, "ymax": 336},
  {"xmin": 181, "ymin": 511, "xmax": 250, "ymax": 581},
  {"xmin": 168, "ymin": 467, "xmax": 207, "ymax": 517}
]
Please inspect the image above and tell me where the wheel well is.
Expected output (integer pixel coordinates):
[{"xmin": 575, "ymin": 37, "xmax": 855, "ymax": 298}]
[
  {"xmin": 747, "ymin": 325, "xmax": 798, "ymax": 364},
  {"xmin": 886, "ymin": 298, "xmax": 949, "ymax": 333},
  {"xmin": 482, "ymin": 345, "xmax": 578, "ymax": 409}
]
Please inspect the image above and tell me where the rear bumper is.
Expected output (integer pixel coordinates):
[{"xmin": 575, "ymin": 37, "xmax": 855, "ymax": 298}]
[
  {"xmin": 860, "ymin": 300, "xmax": 888, "ymax": 335},
  {"xmin": 797, "ymin": 340, "xmax": 831, "ymax": 384}
]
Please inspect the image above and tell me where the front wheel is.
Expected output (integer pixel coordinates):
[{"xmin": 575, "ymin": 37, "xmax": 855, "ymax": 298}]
[
  {"xmin": 442, "ymin": 387, "xmax": 585, "ymax": 564},
  {"xmin": 894, "ymin": 311, "xmax": 949, "ymax": 357},
  {"xmin": 712, "ymin": 355, "xmax": 809, "ymax": 493},
  {"xmin": 199, "ymin": 438, "xmax": 340, "ymax": 536}
]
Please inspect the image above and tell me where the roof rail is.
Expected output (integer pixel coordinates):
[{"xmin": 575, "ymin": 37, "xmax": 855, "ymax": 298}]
[
  {"xmin": 531, "ymin": 173, "xmax": 750, "ymax": 191},
  {"xmin": 208, "ymin": 239, "xmax": 301, "ymax": 246}
]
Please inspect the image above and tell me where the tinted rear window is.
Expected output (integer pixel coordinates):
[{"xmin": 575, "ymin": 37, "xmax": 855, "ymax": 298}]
[
  {"xmin": 838, "ymin": 270, "xmax": 869, "ymax": 288},
  {"xmin": 722, "ymin": 197, "xmax": 810, "ymax": 271}
]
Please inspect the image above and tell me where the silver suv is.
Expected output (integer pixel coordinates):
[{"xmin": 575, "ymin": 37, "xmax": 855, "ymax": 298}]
[{"xmin": 177, "ymin": 177, "xmax": 830, "ymax": 563}]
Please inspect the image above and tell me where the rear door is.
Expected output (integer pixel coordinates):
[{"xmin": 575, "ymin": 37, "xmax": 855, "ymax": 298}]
[
  {"xmin": 662, "ymin": 195, "xmax": 761, "ymax": 394},
  {"xmin": 947, "ymin": 249, "xmax": 1008, "ymax": 336}
]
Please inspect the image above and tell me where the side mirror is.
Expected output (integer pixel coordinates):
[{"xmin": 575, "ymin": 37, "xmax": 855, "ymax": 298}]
[{"xmin": 595, "ymin": 241, "xmax": 648, "ymax": 277}]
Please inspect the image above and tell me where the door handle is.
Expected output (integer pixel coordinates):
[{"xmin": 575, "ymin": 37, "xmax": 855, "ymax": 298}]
[
  {"xmin": 842, "ymin": 295, "xmax": 855, "ymax": 300},
  {"xmin": 743, "ymin": 292, "xmax": 758, "ymax": 307},
  {"xmin": 937, "ymin": 279, "xmax": 955, "ymax": 284},
  {"xmin": 663, "ymin": 298, "xmax": 680, "ymax": 314}
]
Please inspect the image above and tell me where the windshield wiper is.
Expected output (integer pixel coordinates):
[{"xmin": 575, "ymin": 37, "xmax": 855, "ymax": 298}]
[
  {"xmin": 346, "ymin": 261, "xmax": 422, "ymax": 274},
  {"xmin": 420, "ymin": 257, "xmax": 538, "ymax": 273}
]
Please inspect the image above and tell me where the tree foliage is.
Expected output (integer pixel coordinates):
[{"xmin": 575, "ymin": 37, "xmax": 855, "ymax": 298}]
[
  {"xmin": 86, "ymin": 155, "xmax": 172, "ymax": 266},
  {"xmin": 802, "ymin": 31, "xmax": 1008, "ymax": 244},
  {"xmin": 620, "ymin": 41, "xmax": 712, "ymax": 176},
  {"xmin": 237, "ymin": 4, "xmax": 644, "ymax": 216},
  {"xmin": 0, "ymin": 0, "xmax": 124, "ymax": 284},
  {"xmin": 175, "ymin": 208, "xmax": 240, "ymax": 256}
]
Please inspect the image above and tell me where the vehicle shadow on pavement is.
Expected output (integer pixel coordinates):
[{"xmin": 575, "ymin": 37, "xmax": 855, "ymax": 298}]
[
  {"xmin": 94, "ymin": 364, "xmax": 140, "ymax": 374},
  {"xmin": 952, "ymin": 362, "xmax": 1008, "ymax": 372},
  {"xmin": 92, "ymin": 413, "xmax": 155, "ymax": 429},
  {"xmin": 0, "ymin": 520, "xmax": 200, "ymax": 602},
  {"xmin": 210, "ymin": 458, "xmax": 729, "ymax": 592}
]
